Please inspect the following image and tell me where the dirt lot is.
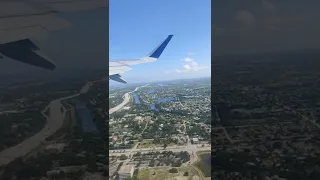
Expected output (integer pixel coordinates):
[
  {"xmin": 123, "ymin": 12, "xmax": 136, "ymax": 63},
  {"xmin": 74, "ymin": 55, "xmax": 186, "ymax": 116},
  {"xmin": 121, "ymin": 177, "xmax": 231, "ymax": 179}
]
[{"xmin": 138, "ymin": 166, "xmax": 201, "ymax": 180}]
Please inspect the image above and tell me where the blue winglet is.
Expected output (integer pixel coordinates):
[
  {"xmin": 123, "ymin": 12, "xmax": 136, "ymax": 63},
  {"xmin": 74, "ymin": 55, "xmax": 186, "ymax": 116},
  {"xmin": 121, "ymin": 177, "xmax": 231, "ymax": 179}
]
[{"xmin": 148, "ymin": 35, "xmax": 173, "ymax": 59}]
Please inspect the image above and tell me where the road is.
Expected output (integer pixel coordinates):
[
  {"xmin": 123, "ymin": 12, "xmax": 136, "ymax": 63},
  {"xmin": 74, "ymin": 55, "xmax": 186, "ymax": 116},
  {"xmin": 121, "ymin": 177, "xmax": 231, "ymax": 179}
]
[
  {"xmin": 0, "ymin": 82, "xmax": 93, "ymax": 166},
  {"xmin": 109, "ymin": 93, "xmax": 131, "ymax": 115},
  {"xmin": 222, "ymin": 127, "xmax": 233, "ymax": 143},
  {"xmin": 109, "ymin": 84, "xmax": 148, "ymax": 115},
  {"xmin": 282, "ymin": 104, "xmax": 320, "ymax": 128},
  {"xmin": 111, "ymin": 144, "xmax": 210, "ymax": 176},
  {"xmin": 109, "ymin": 145, "xmax": 210, "ymax": 157},
  {"xmin": 140, "ymin": 121, "xmax": 149, "ymax": 135}
]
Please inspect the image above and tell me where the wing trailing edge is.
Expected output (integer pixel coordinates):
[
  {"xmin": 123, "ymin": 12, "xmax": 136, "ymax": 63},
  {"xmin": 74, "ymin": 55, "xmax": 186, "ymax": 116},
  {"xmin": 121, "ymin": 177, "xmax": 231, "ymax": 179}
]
[
  {"xmin": 0, "ymin": 39, "xmax": 56, "ymax": 70},
  {"xmin": 109, "ymin": 74, "xmax": 127, "ymax": 84}
]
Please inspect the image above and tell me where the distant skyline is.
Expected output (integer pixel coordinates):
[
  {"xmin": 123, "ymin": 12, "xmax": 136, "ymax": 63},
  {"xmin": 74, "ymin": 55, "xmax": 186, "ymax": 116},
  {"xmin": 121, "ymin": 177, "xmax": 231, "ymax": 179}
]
[
  {"xmin": 109, "ymin": 0, "xmax": 211, "ymax": 84},
  {"xmin": 110, "ymin": 76, "xmax": 211, "ymax": 88}
]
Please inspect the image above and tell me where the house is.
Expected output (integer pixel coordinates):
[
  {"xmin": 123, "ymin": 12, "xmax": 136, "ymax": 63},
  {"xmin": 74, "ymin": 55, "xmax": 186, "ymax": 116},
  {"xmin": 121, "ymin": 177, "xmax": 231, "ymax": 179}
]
[
  {"xmin": 116, "ymin": 165, "xmax": 134, "ymax": 180},
  {"xmin": 192, "ymin": 138, "xmax": 199, "ymax": 144}
]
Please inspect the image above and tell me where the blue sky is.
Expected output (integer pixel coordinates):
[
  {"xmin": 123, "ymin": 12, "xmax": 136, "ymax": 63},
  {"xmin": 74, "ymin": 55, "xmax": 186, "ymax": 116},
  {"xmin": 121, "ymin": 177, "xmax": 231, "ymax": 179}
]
[{"xmin": 110, "ymin": 0, "xmax": 211, "ymax": 84}]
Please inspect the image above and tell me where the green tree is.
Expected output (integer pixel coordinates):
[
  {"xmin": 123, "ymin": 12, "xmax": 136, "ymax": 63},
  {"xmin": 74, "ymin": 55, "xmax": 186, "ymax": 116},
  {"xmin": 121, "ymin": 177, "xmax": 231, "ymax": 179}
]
[
  {"xmin": 163, "ymin": 143, "xmax": 167, "ymax": 149},
  {"xmin": 149, "ymin": 159, "xmax": 155, "ymax": 167},
  {"xmin": 168, "ymin": 168, "xmax": 178, "ymax": 173},
  {"xmin": 119, "ymin": 154, "xmax": 128, "ymax": 160}
]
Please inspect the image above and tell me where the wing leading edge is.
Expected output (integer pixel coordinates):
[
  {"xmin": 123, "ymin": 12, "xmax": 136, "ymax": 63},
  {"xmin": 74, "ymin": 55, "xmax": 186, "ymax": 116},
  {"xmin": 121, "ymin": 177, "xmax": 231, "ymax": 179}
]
[{"xmin": 109, "ymin": 35, "xmax": 173, "ymax": 84}]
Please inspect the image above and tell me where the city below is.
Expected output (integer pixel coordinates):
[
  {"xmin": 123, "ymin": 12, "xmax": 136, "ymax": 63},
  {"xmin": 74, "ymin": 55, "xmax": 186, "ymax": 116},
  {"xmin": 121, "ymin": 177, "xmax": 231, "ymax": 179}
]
[
  {"xmin": 108, "ymin": 78, "xmax": 211, "ymax": 179},
  {"xmin": 0, "ymin": 76, "xmax": 211, "ymax": 180}
]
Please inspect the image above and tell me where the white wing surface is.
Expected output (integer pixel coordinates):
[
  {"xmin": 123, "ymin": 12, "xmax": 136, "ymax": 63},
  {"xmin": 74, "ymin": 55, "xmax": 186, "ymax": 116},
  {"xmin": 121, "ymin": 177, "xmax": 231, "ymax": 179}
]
[{"xmin": 109, "ymin": 35, "xmax": 173, "ymax": 84}]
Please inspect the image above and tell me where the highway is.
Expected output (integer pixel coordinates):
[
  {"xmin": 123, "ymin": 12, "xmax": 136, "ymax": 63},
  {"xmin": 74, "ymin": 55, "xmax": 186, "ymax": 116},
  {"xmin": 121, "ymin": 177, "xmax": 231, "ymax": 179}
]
[
  {"xmin": 0, "ymin": 82, "xmax": 93, "ymax": 166},
  {"xmin": 109, "ymin": 84, "xmax": 149, "ymax": 115},
  {"xmin": 109, "ymin": 92, "xmax": 131, "ymax": 115},
  {"xmin": 109, "ymin": 145, "xmax": 211, "ymax": 157}
]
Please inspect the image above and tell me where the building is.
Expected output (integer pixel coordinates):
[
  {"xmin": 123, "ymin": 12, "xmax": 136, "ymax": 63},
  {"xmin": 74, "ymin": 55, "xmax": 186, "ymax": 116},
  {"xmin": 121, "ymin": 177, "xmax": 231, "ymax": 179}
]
[
  {"xmin": 116, "ymin": 165, "xmax": 134, "ymax": 180},
  {"xmin": 45, "ymin": 143, "xmax": 66, "ymax": 153},
  {"xmin": 192, "ymin": 138, "xmax": 199, "ymax": 144}
]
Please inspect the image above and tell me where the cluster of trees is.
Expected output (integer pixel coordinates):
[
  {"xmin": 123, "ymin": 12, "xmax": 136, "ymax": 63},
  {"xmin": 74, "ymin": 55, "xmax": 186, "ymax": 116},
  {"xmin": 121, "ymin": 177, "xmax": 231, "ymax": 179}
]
[
  {"xmin": 119, "ymin": 154, "xmax": 128, "ymax": 160},
  {"xmin": 109, "ymin": 94, "xmax": 125, "ymax": 108},
  {"xmin": 142, "ymin": 119, "xmax": 179, "ymax": 139},
  {"xmin": 1, "ymin": 148, "xmax": 109, "ymax": 180},
  {"xmin": 132, "ymin": 151, "xmax": 190, "ymax": 168},
  {"xmin": 0, "ymin": 112, "xmax": 45, "ymax": 151},
  {"xmin": 187, "ymin": 124, "xmax": 210, "ymax": 140},
  {"xmin": 1, "ymin": 116, "xmax": 109, "ymax": 179},
  {"xmin": 110, "ymin": 110, "xmax": 127, "ymax": 119},
  {"xmin": 168, "ymin": 168, "xmax": 178, "ymax": 173}
]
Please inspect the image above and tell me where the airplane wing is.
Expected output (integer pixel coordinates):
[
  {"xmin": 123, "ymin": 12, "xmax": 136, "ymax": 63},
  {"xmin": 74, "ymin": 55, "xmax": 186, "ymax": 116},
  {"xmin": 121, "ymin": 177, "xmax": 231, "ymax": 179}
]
[
  {"xmin": 0, "ymin": 0, "xmax": 108, "ymax": 70},
  {"xmin": 109, "ymin": 35, "xmax": 173, "ymax": 84}
]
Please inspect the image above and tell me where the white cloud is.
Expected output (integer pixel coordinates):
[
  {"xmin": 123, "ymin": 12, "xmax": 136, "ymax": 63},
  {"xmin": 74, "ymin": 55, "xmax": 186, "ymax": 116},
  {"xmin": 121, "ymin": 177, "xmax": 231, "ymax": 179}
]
[
  {"xmin": 191, "ymin": 61, "xmax": 198, "ymax": 67},
  {"xmin": 184, "ymin": 64, "xmax": 191, "ymax": 70},
  {"xmin": 176, "ymin": 57, "xmax": 209, "ymax": 73},
  {"xmin": 182, "ymin": 57, "xmax": 194, "ymax": 62}
]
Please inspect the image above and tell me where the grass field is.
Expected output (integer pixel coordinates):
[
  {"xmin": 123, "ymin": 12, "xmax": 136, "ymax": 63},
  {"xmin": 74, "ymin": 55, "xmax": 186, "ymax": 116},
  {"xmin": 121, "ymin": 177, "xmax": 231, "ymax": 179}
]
[
  {"xmin": 137, "ymin": 139, "xmax": 178, "ymax": 149},
  {"xmin": 137, "ymin": 139, "xmax": 156, "ymax": 148}
]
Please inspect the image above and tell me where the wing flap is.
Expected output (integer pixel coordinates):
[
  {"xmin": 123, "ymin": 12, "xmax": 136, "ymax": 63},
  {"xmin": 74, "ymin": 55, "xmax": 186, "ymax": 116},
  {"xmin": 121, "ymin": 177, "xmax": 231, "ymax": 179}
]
[
  {"xmin": 0, "ymin": 26, "xmax": 47, "ymax": 44},
  {"xmin": 0, "ymin": 0, "xmax": 106, "ymax": 44},
  {"xmin": 0, "ymin": 15, "xmax": 72, "ymax": 44},
  {"xmin": 0, "ymin": 39, "xmax": 56, "ymax": 70},
  {"xmin": 109, "ymin": 74, "xmax": 127, "ymax": 84},
  {"xmin": 109, "ymin": 66, "xmax": 132, "ymax": 76},
  {"xmin": 0, "ymin": 0, "xmax": 108, "ymax": 17},
  {"xmin": 31, "ymin": 0, "xmax": 108, "ymax": 12},
  {"xmin": 0, "ymin": 15, "xmax": 72, "ymax": 31},
  {"xmin": 110, "ymin": 57, "xmax": 157, "ymax": 67}
]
